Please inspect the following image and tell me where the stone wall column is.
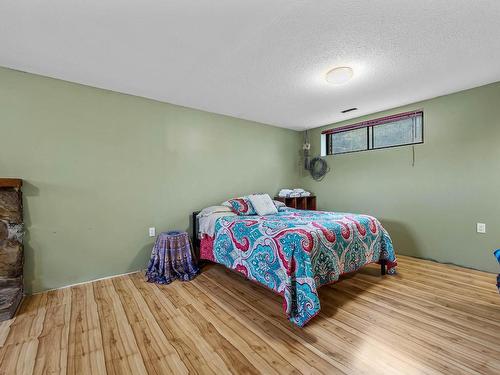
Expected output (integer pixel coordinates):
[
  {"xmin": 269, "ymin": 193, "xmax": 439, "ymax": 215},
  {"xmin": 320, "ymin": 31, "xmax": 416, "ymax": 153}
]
[{"xmin": 0, "ymin": 178, "xmax": 24, "ymax": 321}]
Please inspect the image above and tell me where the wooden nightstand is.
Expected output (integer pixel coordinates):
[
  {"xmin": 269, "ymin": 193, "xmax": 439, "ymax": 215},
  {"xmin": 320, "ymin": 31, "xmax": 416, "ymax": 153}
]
[{"xmin": 274, "ymin": 196, "xmax": 316, "ymax": 210}]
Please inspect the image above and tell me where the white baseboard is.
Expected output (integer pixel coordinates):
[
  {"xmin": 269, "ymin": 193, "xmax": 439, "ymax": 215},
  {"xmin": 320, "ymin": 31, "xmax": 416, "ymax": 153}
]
[{"xmin": 33, "ymin": 269, "xmax": 145, "ymax": 295}]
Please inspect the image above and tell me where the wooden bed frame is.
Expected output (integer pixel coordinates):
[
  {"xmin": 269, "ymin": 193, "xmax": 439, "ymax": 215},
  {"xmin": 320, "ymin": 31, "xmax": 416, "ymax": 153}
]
[
  {"xmin": 192, "ymin": 211, "xmax": 201, "ymax": 261},
  {"xmin": 191, "ymin": 211, "xmax": 387, "ymax": 275}
]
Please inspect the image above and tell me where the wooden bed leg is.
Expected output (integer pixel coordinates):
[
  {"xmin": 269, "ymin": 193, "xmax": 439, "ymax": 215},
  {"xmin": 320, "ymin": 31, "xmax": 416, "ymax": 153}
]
[{"xmin": 380, "ymin": 259, "xmax": 386, "ymax": 276}]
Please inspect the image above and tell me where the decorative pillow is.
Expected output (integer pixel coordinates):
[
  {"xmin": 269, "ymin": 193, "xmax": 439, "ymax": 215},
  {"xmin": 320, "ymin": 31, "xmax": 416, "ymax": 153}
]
[
  {"xmin": 273, "ymin": 200, "xmax": 286, "ymax": 208},
  {"xmin": 223, "ymin": 197, "xmax": 256, "ymax": 216},
  {"xmin": 248, "ymin": 194, "xmax": 278, "ymax": 216}
]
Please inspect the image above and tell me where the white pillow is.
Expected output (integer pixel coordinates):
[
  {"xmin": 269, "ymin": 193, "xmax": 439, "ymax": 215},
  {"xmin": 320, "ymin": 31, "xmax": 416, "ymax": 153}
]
[
  {"xmin": 198, "ymin": 205, "xmax": 233, "ymax": 217},
  {"xmin": 248, "ymin": 194, "xmax": 278, "ymax": 216}
]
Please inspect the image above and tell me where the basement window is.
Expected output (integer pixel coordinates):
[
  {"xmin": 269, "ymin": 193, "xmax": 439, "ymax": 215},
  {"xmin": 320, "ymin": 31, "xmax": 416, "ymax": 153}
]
[{"xmin": 322, "ymin": 110, "xmax": 423, "ymax": 155}]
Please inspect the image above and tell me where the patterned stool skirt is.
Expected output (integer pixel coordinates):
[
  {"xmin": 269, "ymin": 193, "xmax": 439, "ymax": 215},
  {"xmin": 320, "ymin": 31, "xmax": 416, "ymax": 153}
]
[{"xmin": 146, "ymin": 230, "xmax": 199, "ymax": 284}]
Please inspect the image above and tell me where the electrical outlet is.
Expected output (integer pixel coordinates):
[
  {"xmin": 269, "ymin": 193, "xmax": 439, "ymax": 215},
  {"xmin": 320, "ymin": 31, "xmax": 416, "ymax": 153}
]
[
  {"xmin": 149, "ymin": 227, "xmax": 156, "ymax": 237},
  {"xmin": 476, "ymin": 223, "xmax": 486, "ymax": 234}
]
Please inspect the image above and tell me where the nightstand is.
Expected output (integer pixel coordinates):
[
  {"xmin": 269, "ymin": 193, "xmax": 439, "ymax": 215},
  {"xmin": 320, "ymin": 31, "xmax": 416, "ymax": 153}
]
[
  {"xmin": 274, "ymin": 196, "xmax": 316, "ymax": 210},
  {"xmin": 145, "ymin": 230, "xmax": 199, "ymax": 284}
]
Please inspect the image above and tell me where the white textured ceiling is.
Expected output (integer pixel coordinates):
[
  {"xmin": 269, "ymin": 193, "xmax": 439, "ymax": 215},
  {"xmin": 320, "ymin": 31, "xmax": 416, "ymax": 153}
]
[{"xmin": 1, "ymin": 1, "xmax": 500, "ymax": 130}]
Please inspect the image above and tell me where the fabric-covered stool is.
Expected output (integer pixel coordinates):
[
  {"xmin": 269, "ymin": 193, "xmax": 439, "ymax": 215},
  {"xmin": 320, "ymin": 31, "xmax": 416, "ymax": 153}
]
[{"xmin": 146, "ymin": 230, "xmax": 199, "ymax": 284}]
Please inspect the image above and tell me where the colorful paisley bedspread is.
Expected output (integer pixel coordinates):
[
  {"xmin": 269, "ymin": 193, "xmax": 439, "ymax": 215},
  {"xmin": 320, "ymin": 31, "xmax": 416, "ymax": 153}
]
[{"xmin": 201, "ymin": 209, "xmax": 397, "ymax": 327}]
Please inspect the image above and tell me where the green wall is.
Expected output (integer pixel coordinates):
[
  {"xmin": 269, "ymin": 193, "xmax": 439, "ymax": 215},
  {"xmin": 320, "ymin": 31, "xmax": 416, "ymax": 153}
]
[
  {"xmin": 1, "ymin": 66, "xmax": 498, "ymax": 293},
  {"xmin": 301, "ymin": 82, "xmax": 500, "ymax": 273},
  {"xmin": 0, "ymin": 67, "xmax": 301, "ymax": 293}
]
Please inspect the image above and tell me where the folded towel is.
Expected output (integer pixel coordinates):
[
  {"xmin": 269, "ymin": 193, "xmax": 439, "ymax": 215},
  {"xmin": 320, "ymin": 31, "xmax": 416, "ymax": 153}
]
[
  {"xmin": 279, "ymin": 188, "xmax": 311, "ymax": 197},
  {"xmin": 278, "ymin": 188, "xmax": 293, "ymax": 197}
]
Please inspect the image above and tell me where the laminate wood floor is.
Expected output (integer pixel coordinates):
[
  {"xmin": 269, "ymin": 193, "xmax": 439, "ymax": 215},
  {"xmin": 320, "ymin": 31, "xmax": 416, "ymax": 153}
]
[{"xmin": 1, "ymin": 255, "xmax": 499, "ymax": 374}]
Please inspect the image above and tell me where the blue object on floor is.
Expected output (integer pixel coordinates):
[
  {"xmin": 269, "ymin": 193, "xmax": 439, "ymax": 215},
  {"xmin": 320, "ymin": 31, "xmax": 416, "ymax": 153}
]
[
  {"xmin": 146, "ymin": 230, "xmax": 199, "ymax": 284},
  {"xmin": 494, "ymin": 249, "xmax": 500, "ymax": 293}
]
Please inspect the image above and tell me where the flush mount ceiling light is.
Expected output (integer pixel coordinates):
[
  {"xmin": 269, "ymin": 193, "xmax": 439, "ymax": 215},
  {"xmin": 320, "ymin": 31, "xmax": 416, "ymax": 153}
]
[{"xmin": 325, "ymin": 66, "xmax": 354, "ymax": 85}]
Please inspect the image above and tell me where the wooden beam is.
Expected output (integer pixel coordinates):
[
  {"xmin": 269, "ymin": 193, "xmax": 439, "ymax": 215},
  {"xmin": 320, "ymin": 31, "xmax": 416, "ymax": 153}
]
[
  {"xmin": 0, "ymin": 179, "xmax": 22, "ymax": 190},
  {"xmin": 0, "ymin": 177, "xmax": 23, "ymax": 322}
]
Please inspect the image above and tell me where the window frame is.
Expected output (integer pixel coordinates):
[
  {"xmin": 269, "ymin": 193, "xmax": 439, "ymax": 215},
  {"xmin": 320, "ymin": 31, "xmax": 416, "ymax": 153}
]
[
  {"xmin": 325, "ymin": 127, "xmax": 370, "ymax": 155},
  {"xmin": 323, "ymin": 110, "xmax": 424, "ymax": 156}
]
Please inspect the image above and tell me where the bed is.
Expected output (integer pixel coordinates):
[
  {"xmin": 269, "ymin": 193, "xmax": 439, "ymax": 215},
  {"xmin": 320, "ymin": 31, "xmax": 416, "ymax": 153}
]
[{"xmin": 193, "ymin": 206, "xmax": 397, "ymax": 327}]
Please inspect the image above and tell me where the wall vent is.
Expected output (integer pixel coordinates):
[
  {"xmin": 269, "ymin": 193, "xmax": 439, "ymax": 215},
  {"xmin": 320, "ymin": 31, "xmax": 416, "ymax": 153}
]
[{"xmin": 341, "ymin": 107, "xmax": 357, "ymax": 113}]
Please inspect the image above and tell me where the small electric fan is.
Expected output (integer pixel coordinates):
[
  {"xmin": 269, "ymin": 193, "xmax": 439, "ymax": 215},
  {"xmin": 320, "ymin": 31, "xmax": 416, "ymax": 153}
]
[{"xmin": 303, "ymin": 130, "xmax": 329, "ymax": 181}]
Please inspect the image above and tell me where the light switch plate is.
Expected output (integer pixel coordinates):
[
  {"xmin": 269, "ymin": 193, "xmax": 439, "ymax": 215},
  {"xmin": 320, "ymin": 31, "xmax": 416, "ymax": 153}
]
[
  {"xmin": 476, "ymin": 223, "xmax": 486, "ymax": 234},
  {"xmin": 149, "ymin": 227, "xmax": 156, "ymax": 237}
]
